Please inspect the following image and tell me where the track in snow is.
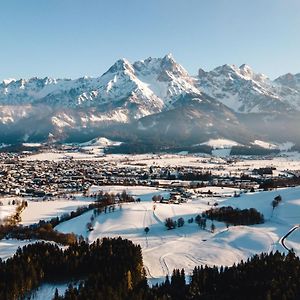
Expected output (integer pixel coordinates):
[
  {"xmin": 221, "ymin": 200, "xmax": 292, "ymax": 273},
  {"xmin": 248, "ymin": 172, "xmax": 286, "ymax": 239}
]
[{"xmin": 280, "ymin": 225, "xmax": 300, "ymax": 251}]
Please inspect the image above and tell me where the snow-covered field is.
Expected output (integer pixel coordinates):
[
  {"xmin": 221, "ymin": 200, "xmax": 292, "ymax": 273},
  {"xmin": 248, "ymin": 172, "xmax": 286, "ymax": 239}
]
[
  {"xmin": 23, "ymin": 151, "xmax": 100, "ymax": 161},
  {"xmin": 88, "ymin": 185, "xmax": 170, "ymax": 200},
  {"xmin": 0, "ymin": 239, "xmax": 66, "ymax": 261},
  {"xmin": 0, "ymin": 196, "xmax": 92, "ymax": 261},
  {"xmin": 20, "ymin": 198, "xmax": 93, "ymax": 226},
  {"xmin": 2, "ymin": 183, "xmax": 300, "ymax": 291},
  {"xmin": 30, "ymin": 282, "xmax": 80, "ymax": 300},
  {"xmin": 0, "ymin": 198, "xmax": 17, "ymax": 221},
  {"xmin": 0, "ymin": 195, "xmax": 94, "ymax": 226},
  {"xmin": 0, "ymin": 239, "xmax": 36, "ymax": 260},
  {"xmin": 54, "ymin": 185, "xmax": 300, "ymax": 283}
]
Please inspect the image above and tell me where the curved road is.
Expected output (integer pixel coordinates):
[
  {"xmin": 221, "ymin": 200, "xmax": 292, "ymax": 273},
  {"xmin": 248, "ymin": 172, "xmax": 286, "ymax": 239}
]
[{"xmin": 279, "ymin": 225, "xmax": 300, "ymax": 251}]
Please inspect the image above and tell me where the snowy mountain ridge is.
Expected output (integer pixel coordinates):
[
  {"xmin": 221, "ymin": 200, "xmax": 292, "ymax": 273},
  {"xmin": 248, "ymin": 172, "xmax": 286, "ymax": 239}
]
[
  {"xmin": 196, "ymin": 64, "xmax": 300, "ymax": 113},
  {"xmin": 0, "ymin": 54, "xmax": 198, "ymax": 110},
  {"xmin": 1, "ymin": 54, "xmax": 300, "ymax": 145},
  {"xmin": 0, "ymin": 54, "xmax": 206, "ymax": 129},
  {"xmin": 2, "ymin": 56, "xmax": 300, "ymax": 116}
]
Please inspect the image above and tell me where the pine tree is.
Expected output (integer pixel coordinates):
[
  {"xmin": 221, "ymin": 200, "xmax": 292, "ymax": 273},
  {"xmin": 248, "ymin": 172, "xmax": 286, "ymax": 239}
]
[{"xmin": 53, "ymin": 288, "xmax": 59, "ymax": 300}]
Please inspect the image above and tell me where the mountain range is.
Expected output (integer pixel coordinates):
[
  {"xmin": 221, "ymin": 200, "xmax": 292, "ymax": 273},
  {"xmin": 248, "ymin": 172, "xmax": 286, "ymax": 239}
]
[{"xmin": 1, "ymin": 54, "xmax": 300, "ymax": 151}]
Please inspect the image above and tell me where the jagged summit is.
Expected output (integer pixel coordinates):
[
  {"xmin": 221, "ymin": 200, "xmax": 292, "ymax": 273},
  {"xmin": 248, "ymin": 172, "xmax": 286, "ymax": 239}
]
[
  {"xmin": 239, "ymin": 64, "xmax": 253, "ymax": 77},
  {"xmin": 275, "ymin": 72, "xmax": 300, "ymax": 88},
  {"xmin": 3, "ymin": 56, "xmax": 299, "ymax": 114},
  {"xmin": 133, "ymin": 54, "xmax": 200, "ymax": 105},
  {"xmin": 133, "ymin": 53, "xmax": 189, "ymax": 77},
  {"xmin": 2, "ymin": 78, "xmax": 16, "ymax": 85},
  {"xmin": 0, "ymin": 55, "xmax": 300, "ymax": 144},
  {"xmin": 196, "ymin": 62, "xmax": 300, "ymax": 113},
  {"xmin": 239, "ymin": 63, "xmax": 251, "ymax": 70},
  {"xmin": 163, "ymin": 52, "xmax": 174, "ymax": 60},
  {"xmin": 102, "ymin": 58, "xmax": 135, "ymax": 76},
  {"xmin": 0, "ymin": 54, "xmax": 200, "ymax": 139}
]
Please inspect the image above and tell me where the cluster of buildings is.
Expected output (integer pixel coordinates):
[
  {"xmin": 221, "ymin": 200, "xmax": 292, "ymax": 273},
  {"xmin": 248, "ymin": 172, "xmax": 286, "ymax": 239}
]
[{"xmin": 0, "ymin": 151, "xmax": 296, "ymax": 198}]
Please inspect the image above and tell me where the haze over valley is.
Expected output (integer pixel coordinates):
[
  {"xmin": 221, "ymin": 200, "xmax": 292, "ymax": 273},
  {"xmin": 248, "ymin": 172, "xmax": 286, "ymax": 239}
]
[{"xmin": 1, "ymin": 54, "xmax": 300, "ymax": 154}]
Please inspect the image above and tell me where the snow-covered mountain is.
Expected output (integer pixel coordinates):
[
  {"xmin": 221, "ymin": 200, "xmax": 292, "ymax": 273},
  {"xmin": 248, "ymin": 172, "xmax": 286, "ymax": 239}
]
[
  {"xmin": 0, "ymin": 61, "xmax": 163, "ymax": 124},
  {"xmin": 131, "ymin": 92, "xmax": 253, "ymax": 147},
  {"xmin": 0, "ymin": 54, "xmax": 203, "ymax": 129},
  {"xmin": 196, "ymin": 64, "xmax": 300, "ymax": 113},
  {"xmin": 273, "ymin": 73, "xmax": 300, "ymax": 109},
  {"xmin": 133, "ymin": 54, "xmax": 201, "ymax": 108},
  {"xmin": 275, "ymin": 72, "xmax": 300, "ymax": 89},
  {"xmin": 1, "ymin": 55, "xmax": 300, "ymax": 147}
]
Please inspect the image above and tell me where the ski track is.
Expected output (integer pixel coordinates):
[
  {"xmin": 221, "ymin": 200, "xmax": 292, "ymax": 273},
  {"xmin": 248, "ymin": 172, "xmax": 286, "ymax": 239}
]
[{"xmin": 159, "ymin": 254, "xmax": 171, "ymax": 276}]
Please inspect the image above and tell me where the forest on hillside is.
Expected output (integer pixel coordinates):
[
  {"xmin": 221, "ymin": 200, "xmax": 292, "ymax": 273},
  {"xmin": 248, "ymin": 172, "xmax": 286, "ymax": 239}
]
[{"xmin": 1, "ymin": 239, "xmax": 300, "ymax": 300}]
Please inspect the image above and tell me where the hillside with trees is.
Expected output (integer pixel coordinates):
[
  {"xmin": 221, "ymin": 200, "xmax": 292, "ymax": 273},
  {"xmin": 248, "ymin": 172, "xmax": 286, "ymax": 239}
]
[
  {"xmin": 0, "ymin": 238, "xmax": 144, "ymax": 300},
  {"xmin": 202, "ymin": 206, "xmax": 264, "ymax": 226},
  {"xmin": 148, "ymin": 251, "xmax": 300, "ymax": 300},
  {"xmin": 1, "ymin": 239, "xmax": 300, "ymax": 299}
]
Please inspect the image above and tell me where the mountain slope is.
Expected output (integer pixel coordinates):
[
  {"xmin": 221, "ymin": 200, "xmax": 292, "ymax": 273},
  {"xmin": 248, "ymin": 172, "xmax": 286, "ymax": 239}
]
[
  {"xmin": 133, "ymin": 54, "xmax": 200, "ymax": 108},
  {"xmin": 196, "ymin": 64, "xmax": 300, "ymax": 113},
  {"xmin": 0, "ymin": 54, "xmax": 204, "ymax": 143},
  {"xmin": 129, "ymin": 93, "xmax": 255, "ymax": 146},
  {"xmin": 1, "ymin": 55, "xmax": 300, "ymax": 148}
]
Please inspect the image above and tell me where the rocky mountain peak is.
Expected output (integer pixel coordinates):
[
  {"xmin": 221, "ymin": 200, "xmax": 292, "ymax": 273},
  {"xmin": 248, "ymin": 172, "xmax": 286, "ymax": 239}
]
[{"xmin": 103, "ymin": 58, "xmax": 135, "ymax": 76}]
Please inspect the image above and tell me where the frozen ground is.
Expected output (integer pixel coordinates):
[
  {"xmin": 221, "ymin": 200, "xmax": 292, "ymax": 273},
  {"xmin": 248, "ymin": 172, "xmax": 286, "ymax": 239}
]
[
  {"xmin": 0, "ymin": 197, "xmax": 17, "ymax": 222},
  {"xmin": 0, "ymin": 239, "xmax": 66, "ymax": 261},
  {"xmin": 0, "ymin": 239, "xmax": 36, "ymax": 260},
  {"xmin": 88, "ymin": 185, "xmax": 170, "ymax": 200},
  {"xmin": 30, "ymin": 282, "xmax": 80, "ymax": 300},
  {"xmin": 0, "ymin": 196, "xmax": 93, "ymax": 260},
  {"xmin": 20, "ymin": 198, "xmax": 93, "ymax": 225},
  {"xmin": 55, "ymin": 185, "xmax": 300, "ymax": 283},
  {"xmin": 2, "ymin": 184, "xmax": 300, "ymax": 293},
  {"xmin": 0, "ymin": 186, "xmax": 300, "ymax": 282}
]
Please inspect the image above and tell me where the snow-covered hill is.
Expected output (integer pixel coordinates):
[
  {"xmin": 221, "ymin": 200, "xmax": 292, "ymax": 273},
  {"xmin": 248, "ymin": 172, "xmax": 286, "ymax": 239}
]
[{"xmin": 53, "ymin": 184, "xmax": 300, "ymax": 283}]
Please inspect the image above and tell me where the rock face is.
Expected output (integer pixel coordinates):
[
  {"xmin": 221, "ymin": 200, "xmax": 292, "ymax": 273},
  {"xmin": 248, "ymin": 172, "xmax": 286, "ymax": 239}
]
[
  {"xmin": 196, "ymin": 64, "xmax": 300, "ymax": 113},
  {"xmin": 0, "ymin": 54, "xmax": 300, "ymax": 146}
]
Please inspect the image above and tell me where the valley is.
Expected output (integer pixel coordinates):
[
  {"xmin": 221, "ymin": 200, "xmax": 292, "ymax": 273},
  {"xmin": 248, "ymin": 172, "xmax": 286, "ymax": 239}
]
[{"xmin": 1, "ymin": 145, "xmax": 300, "ymax": 298}]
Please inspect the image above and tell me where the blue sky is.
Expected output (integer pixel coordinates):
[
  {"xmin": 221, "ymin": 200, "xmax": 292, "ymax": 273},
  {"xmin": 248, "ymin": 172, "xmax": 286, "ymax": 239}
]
[{"xmin": 1, "ymin": 0, "xmax": 300, "ymax": 81}]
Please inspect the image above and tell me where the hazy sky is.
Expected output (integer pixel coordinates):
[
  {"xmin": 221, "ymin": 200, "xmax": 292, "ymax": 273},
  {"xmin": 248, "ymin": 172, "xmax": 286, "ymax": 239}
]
[{"xmin": 1, "ymin": 0, "xmax": 300, "ymax": 81}]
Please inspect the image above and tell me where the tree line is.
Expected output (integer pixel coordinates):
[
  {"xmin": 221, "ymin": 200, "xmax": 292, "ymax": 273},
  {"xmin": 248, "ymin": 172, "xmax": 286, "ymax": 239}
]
[
  {"xmin": 0, "ymin": 200, "xmax": 27, "ymax": 226},
  {"xmin": 147, "ymin": 250, "xmax": 300, "ymax": 300},
  {"xmin": 0, "ymin": 238, "xmax": 145, "ymax": 300},
  {"xmin": 202, "ymin": 206, "xmax": 264, "ymax": 226},
  {"xmin": 164, "ymin": 206, "xmax": 263, "ymax": 233},
  {"xmin": 1, "ymin": 239, "xmax": 300, "ymax": 299},
  {"xmin": 0, "ymin": 190, "xmax": 137, "ymax": 245},
  {"xmin": 58, "ymin": 250, "xmax": 300, "ymax": 300}
]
